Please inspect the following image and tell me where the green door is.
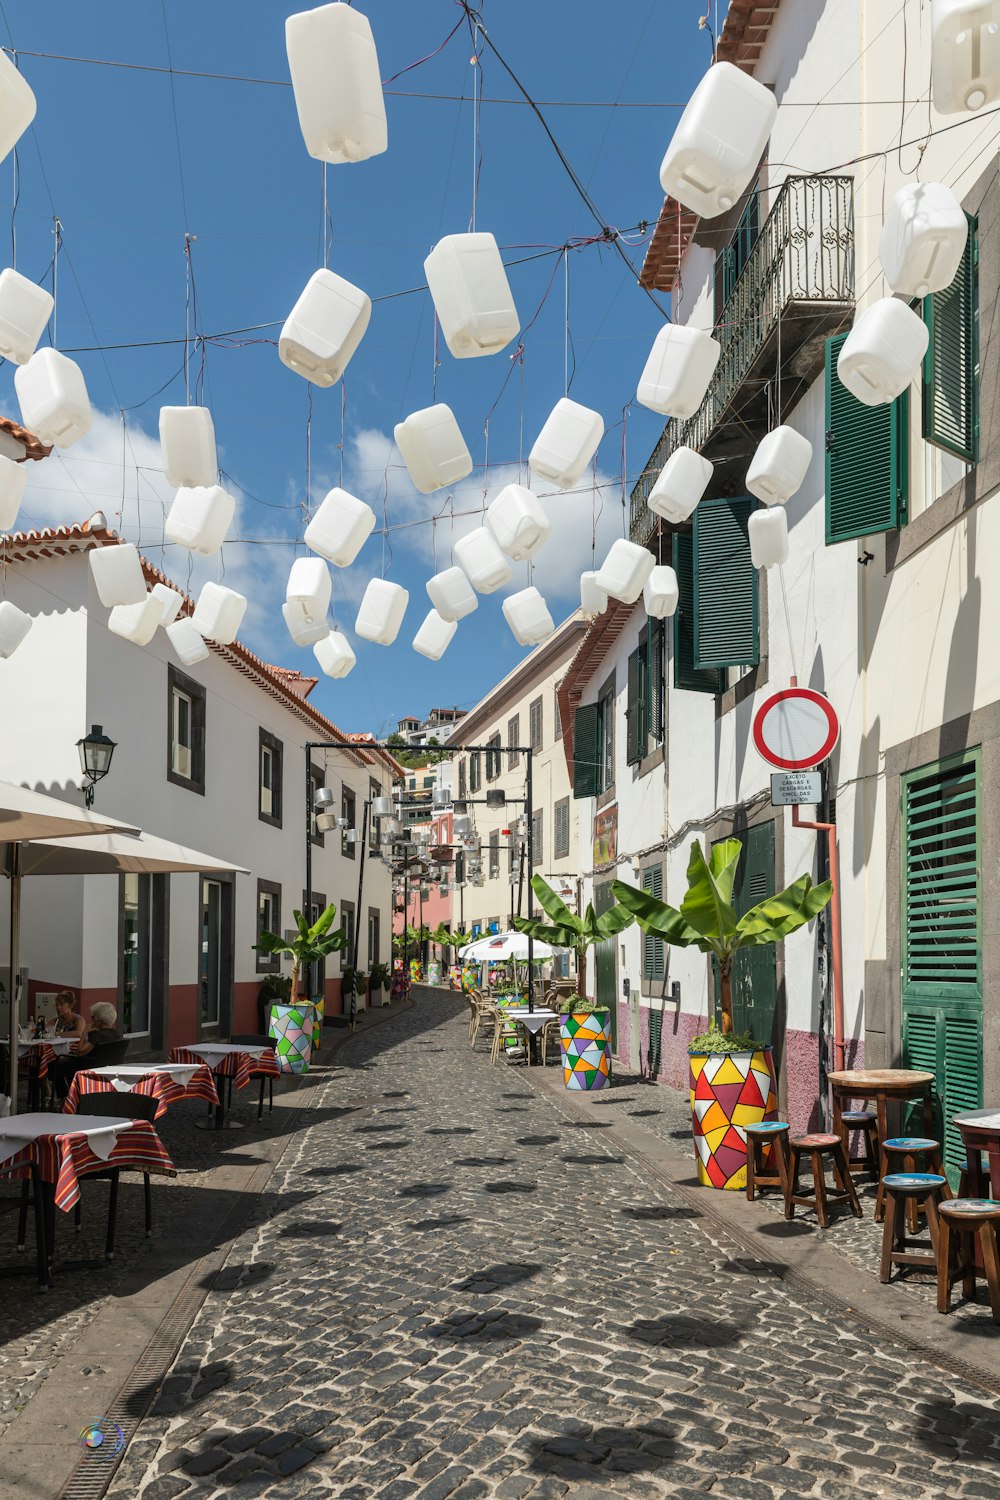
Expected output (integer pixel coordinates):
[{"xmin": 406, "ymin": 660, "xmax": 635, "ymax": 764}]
[
  {"xmin": 593, "ymin": 879, "xmax": 617, "ymax": 1050},
  {"xmin": 713, "ymin": 822, "xmax": 778, "ymax": 1046},
  {"xmin": 901, "ymin": 751, "xmax": 983, "ymax": 1187}
]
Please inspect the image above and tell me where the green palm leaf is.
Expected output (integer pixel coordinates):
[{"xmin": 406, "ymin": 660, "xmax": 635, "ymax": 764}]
[
  {"xmin": 611, "ymin": 881, "xmax": 704, "ymax": 947},
  {"xmin": 736, "ymin": 875, "xmax": 833, "ymax": 946},
  {"xmin": 678, "ymin": 840, "xmax": 739, "ymax": 942},
  {"xmin": 529, "ymin": 873, "xmax": 581, "ymax": 934}
]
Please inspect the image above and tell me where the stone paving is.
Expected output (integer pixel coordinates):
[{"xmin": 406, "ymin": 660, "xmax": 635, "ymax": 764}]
[{"xmin": 100, "ymin": 990, "xmax": 1000, "ymax": 1500}]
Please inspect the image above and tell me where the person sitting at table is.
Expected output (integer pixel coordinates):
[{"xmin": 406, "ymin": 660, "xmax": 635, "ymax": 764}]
[
  {"xmin": 51, "ymin": 1003, "xmax": 120, "ymax": 1101},
  {"xmin": 40, "ymin": 992, "xmax": 88, "ymax": 1105}
]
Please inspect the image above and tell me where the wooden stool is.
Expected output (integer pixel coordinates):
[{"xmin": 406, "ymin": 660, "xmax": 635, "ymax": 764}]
[
  {"xmin": 876, "ymin": 1136, "xmax": 946, "ymax": 1225},
  {"xmin": 745, "ymin": 1122, "xmax": 790, "ymax": 1203},
  {"xmin": 936, "ymin": 1199, "xmax": 1000, "ymax": 1324},
  {"xmin": 786, "ymin": 1133, "xmax": 862, "ymax": 1227},
  {"xmin": 840, "ymin": 1109, "xmax": 879, "ymax": 1179},
  {"xmin": 879, "ymin": 1172, "xmax": 947, "ymax": 1283}
]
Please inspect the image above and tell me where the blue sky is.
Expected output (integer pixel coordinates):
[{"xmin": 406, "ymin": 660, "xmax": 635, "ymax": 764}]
[{"xmin": 2, "ymin": 0, "xmax": 711, "ymax": 734}]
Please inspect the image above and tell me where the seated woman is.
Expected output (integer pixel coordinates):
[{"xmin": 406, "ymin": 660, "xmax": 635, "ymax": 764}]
[
  {"xmin": 41, "ymin": 992, "xmax": 88, "ymax": 1105},
  {"xmin": 51, "ymin": 1002, "xmax": 120, "ymax": 1101}
]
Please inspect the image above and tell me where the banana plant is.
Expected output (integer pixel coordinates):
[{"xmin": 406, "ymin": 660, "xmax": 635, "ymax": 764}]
[
  {"xmin": 428, "ymin": 922, "xmax": 473, "ymax": 956},
  {"xmin": 612, "ymin": 838, "xmax": 832, "ymax": 1035},
  {"xmin": 513, "ymin": 873, "xmax": 635, "ymax": 1003},
  {"xmin": 254, "ymin": 903, "xmax": 348, "ymax": 1004}
]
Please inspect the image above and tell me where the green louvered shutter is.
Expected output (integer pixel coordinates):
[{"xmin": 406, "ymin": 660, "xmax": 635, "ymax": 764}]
[
  {"xmin": 671, "ymin": 533, "xmax": 724, "ymax": 694},
  {"xmin": 641, "ymin": 865, "xmax": 665, "ymax": 981},
  {"xmin": 573, "ymin": 704, "xmax": 600, "ymax": 799},
  {"xmin": 693, "ymin": 496, "xmax": 759, "ymax": 669},
  {"xmin": 648, "ymin": 617, "xmax": 665, "ymax": 744},
  {"xmin": 826, "ymin": 331, "xmax": 909, "ymax": 543},
  {"xmin": 625, "ymin": 647, "xmax": 642, "ymax": 766},
  {"xmin": 922, "ymin": 215, "xmax": 977, "ymax": 462}
]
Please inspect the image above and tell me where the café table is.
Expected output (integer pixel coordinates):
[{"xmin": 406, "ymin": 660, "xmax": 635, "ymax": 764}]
[
  {"xmin": 169, "ymin": 1043, "xmax": 279, "ymax": 1129},
  {"xmin": 953, "ymin": 1110, "xmax": 1000, "ymax": 1198},
  {"xmin": 503, "ymin": 1007, "xmax": 560, "ymax": 1066},
  {"xmin": 828, "ymin": 1068, "xmax": 936, "ymax": 1217},
  {"xmin": 64, "ymin": 1062, "xmax": 220, "ymax": 1121},
  {"xmin": 1, "ymin": 1036, "xmax": 71, "ymax": 1108}
]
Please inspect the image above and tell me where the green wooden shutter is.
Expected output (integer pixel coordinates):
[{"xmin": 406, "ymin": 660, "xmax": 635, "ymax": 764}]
[
  {"xmin": 922, "ymin": 215, "xmax": 977, "ymax": 462},
  {"xmin": 671, "ymin": 533, "xmax": 724, "ymax": 694},
  {"xmin": 573, "ymin": 704, "xmax": 600, "ymax": 798},
  {"xmin": 693, "ymin": 496, "xmax": 759, "ymax": 669},
  {"xmin": 648, "ymin": 618, "xmax": 665, "ymax": 745},
  {"xmin": 826, "ymin": 331, "xmax": 909, "ymax": 543},
  {"xmin": 593, "ymin": 880, "xmax": 617, "ymax": 1048},
  {"xmin": 641, "ymin": 865, "xmax": 665, "ymax": 981},
  {"xmin": 625, "ymin": 647, "xmax": 642, "ymax": 766}
]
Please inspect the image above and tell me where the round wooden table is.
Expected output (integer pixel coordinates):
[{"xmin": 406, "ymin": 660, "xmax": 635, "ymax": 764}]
[
  {"xmin": 828, "ymin": 1069, "xmax": 935, "ymax": 1218},
  {"xmin": 953, "ymin": 1110, "xmax": 1000, "ymax": 1198}
]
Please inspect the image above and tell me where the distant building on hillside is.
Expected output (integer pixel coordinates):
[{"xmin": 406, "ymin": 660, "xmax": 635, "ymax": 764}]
[{"xmin": 394, "ymin": 706, "xmax": 467, "ymax": 747}]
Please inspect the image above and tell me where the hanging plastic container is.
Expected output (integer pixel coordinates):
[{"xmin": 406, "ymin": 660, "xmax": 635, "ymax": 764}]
[
  {"xmin": 643, "ymin": 566, "xmax": 680, "ymax": 620},
  {"xmin": 159, "ymin": 406, "xmax": 218, "ymax": 488},
  {"xmin": 283, "ymin": 601, "xmax": 329, "ymax": 647},
  {"xmin": 453, "ymin": 528, "xmax": 513, "ymax": 593},
  {"xmin": 164, "ymin": 483, "xmax": 235, "ymax": 556},
  {"xmin": 0, "ymin": 599, "xmax": 31, "ymax": 659},
  {"xmin": 595, "ymin": 538, "xmax": 655, "ymax": 605},
  {"xmin": 0, "ymin": 52, "xmax": 36, "ymax": 166},
  {"xmin": 648, "ymin": 445, "xmax": 713, "ymax": 524},
  {"xmin": 166, "ymin": 616, "xmax": 209, "ymax": 666},
  {"xmin": 0, "ymin": 451, "xmax": 27, "ymax": 530},
  {"xmin": 192, "ymin": 582, "xmax": 247, "ymax": 645},
  {"xmin": 529, "ymin": 398, "xmax": 604, "ymax": 491},
  {"xmin": 745, "ymin": 427, "xmax": 813, "ymax": 506},
  {"xmin": 837, "ymin": 299, "xmax": 929, "ymax": 407},
  {"xmin": 659, "ymin": 61, "xmax": 778, "ymax": 218},
  {"xmin": 279, "ymin": 269, "xmax": 371, "ymax": 387},
  {"xmin": 303, "ymin": 487, "xmax": 375, "ymax": 566},
  {"xmin": 486, "ymin": 485, "xmax": 551, "ymax": 561},
  {"xmin": 285, "ymin": 2, "xmax": 387, "ymax": 164},
  {"xmin": 426, "ymin": 566, "xmax": 478, "ymax": 622},
  {"xmin": 394, "ymin": 404, "xmax": 473, "ymax": 493},
  {"xmin": 931, "ymin": 0, "xmax": 1000, "ymax": 113},
  {"xmin": 0, "ymin": 269, "xmax": 52, "ymax": 366},
  {"xmin": 878, "ymin": 181, "xmax": 970, "ymax": 297},
  {"xmin": 14, "ymin": 348, "xmax": 92, "ymax": 449},
  {"xmin": 423, "ymin": 232, "xmax": 520, "ymax": 359},
  {"xmin": 286, "ymin": 556, "xmax": 332, "ymax": 623},
  {"xmin": 355, "ymin": 579, "xmax": 408, "ymax": 645},
  {"xmin": 412, "ymin": 608, "xmax": 457, "ymax": 660},
  {"xmin": 749, "ymin": 506, "xmax": 789, "ymax": 569},
  {"xmin": 108, "ymin": 596, "xmax": 162, "ymax": 647},
  {"xmin": 637, "ymin": 324, "xmax": 721, "ymax": 418},
  {"xmin": 89, "ymin": 544, "xmax": 147, "ymax": 608},
  {"xmin": 580, "ymin": 571, "xmax": 608, "ymax": 617},
  {"xmin": 150, "ymin": 582, "xmax": 184, "ymax": 626},
  {"xmin": 502, "ymin": 587, "xmax": 555, "ymax": 647},
  {"xmin": 314, "ymin": 628, "xmax": 357, "ymax": 678}
]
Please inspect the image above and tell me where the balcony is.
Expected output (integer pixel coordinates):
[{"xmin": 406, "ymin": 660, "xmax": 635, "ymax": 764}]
[{"xmin": 630, "ymin": 174, "xmax": 855, "ymax": 549}]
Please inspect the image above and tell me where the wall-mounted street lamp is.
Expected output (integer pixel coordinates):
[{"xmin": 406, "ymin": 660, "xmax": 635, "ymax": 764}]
[{"xmin": 76, "ymin": 724, "xmax": 116, "ymax": 809}]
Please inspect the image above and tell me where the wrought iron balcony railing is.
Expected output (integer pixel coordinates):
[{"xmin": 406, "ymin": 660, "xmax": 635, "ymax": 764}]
[{"xmin": 630, "ymin": 174, "xmax": 855, "ymax": 547}]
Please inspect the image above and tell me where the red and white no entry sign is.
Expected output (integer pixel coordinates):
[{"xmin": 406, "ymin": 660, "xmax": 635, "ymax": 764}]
[{"xmin": 752, "ymin": 688, "xmax": 840, "ymax": 771}]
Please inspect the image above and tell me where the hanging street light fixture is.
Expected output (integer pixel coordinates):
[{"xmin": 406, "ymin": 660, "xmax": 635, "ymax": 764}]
[{"xmin": 76, "ymin": 724, "xmax": 117, "ymax": 809}]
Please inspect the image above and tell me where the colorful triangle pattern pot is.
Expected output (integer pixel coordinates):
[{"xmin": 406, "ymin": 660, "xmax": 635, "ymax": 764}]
[
  {"xmin": 560, "ymin": 1009, "xmax": 612, "ymax": 1091},
  {"xmin": 269, "ymin": 1002, "xmax": 315, "ymax": 1075},
  {"xmin": 689, "ymin": 1046, "xmax": 778, "ymax": 1189}
]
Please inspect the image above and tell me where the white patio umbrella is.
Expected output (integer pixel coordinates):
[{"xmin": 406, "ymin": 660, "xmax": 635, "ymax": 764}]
[{"xmin": 462, "ymin": 931, "xmax": 561, "ymax": 962}]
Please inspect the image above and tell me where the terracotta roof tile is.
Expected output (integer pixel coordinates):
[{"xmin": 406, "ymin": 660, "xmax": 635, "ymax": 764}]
[{"xmin": 0, "ymin": 414, "xmax": 51, "ymax": 462}]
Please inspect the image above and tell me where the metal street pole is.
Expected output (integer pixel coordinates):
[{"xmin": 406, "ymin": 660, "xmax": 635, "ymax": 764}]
[
  {"xmin": 349, "ymin": 800, "xmax": 370, "ymax": 1029},
  {"xmin": 526, "ymin": 747, "xmax": 534, "ymax": 1015}
]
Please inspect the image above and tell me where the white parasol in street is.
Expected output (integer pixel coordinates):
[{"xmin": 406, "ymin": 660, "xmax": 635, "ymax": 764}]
[{"xmin": 461, "ymin": 931, "xmax": 561, "ymax": 962}]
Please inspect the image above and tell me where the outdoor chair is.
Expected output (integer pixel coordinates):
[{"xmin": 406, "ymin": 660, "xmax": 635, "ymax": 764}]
[
  {"xmin": 936, "ymin": 1199, "xmax": 1000, "ymax": 1324},
  {"xmin": 880, "ymin": 1172, "xmax": 948, "ymax": 1283},
  {"xmin": 230, "ymin": 1034, "xmax": 275, "ymax": 1120},
  {"xmin": 52, "ymin": 1037, "xmax": 129, "ymax": 1104},
  {"xmin": 785, "ymin": 1132, "xmax": 862, "ymax": 1228}
]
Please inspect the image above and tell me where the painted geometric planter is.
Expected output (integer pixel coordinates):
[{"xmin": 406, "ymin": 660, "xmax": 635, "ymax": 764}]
[
  {"xmin": 310, "ymin": 994, "xmax": 324, "ymax": 1051},
  {"xmin": 560, "ymin": 1008, "xmax": 612, "ymax": 1091},
  {"xmin": 426, "ymin": 961, "xmax": 441, "ymax": 987},
  {"xmin": 689, "ymin": 1046, "xmax": 778, "ymax": 1189},
  {"xmin": 269, "ymin": 1002, "xmax": 316, "ymax": 1075}
]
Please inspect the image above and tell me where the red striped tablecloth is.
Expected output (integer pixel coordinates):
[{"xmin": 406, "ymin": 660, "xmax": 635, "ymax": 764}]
[
  {"xmin": 1, "ymin": 1121, "xmax": 176, "ymax": 1212},
  {"xmin": 63, "ymin": 1063, "xmax": 220, "ymax": 1121},
  {"xmin": 169, "ymin": 1046, "xmax": 280, "ymax": 1093}
]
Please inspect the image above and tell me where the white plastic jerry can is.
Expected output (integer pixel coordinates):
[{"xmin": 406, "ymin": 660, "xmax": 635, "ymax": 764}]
[
  {"xmin": 643, "ymin": 565, "xmax": 680, "ymax": 620},
  {"xmin": 412, "ymin": 608, "xmax": 458, "ymax": 660},
  {"xmin": 314, "ymin": 628, "xmax": 357, "ymax": 678},
  {"xmin": 528, "ymin": 398, "xmax": 604, "ymax": 491},
  {"xmin": 14, "ymin": 348, "xmax": 92, "ymax": 448},
  {"xmin": 191, "ymin": 582, "xmax": 247, "ymax": 645},
  {"xmin": 748, "ymin": 506, "xmax": 790, "ymax": 569},
  {"xmin": 659, "ymin": 61, "xmax": 777, "ymax": 219},
  {"xmin": 453, "ymin": 527, "xmax": 514, "ymax": 594},
  {"xmin": 159, "ymin": 406, "xmax": 218, "ymax": 489},
  {"xmin": 164, "ymin": 484, "xmax": 236, "ymax": 556},
  {"xmin": 108, "ymin": 595, "xmax": 162, "ymax": 647},
  {"xmin": 355, "ymin": 579, "xmax": 408, "ymax": 645},
  {"xmin": 0, "ymin": 451, "xmax": 28, "ymax": 530},
  {"xmin": 394, "ymin": 404, "xmax": 473, "ymax": 493},
  {"xmin": 89, "ymin": 543, "xmax": 147, "ymax": 608},
  {"xmin": 595, "ymin": 538, "xmax": 656, "ymax": 605},
  {"xmin": 648, "ymin": 445, "xmax": 713, "ymax": 524},
  {"xmin": 580, "ymin": 571, "xmax": 609, "ymax": 617},
  {"xmin": 745, "ymin": 426, "xmax": 813, "ymax": 506},
  {"xmin": 637, "ymin": 324, "xmax": 721, "ymax": 418},
  {"xmin": 0, "ymin": 269, "xmax": 52, "ymax": 366},
  {"xmin": 931, "ymin": 0, "xmax": 1000, "ymax": 113},
  {"xmin": 166, "ymin": 616, "xmax": 210, "ymax": 666},
  {"xmin": 502, "ymin": 587, "xmax": 555, "ymax": 647},
  {"xmin": 279, "ymin": 269, "xmax": 371, "ymax": 387},
  {"xmin": 0, "ymin": 599, "xmax": 31, "ymax": 658},
  {"xmin": 878, "ymin": 182, "xmax": 970, "ymax": 298},
  {"xmin": 303, "ymin": 487, "xmax": 376, "ymax": 566},
  {"xmin": 837, "ymin": 299, "xmax": 929, "ymax": 407},
  {"xmin": 0, "ymin": 51, "xmax": 36, "ymax": 167},
  {"xmin": 485, "ymin": 484, "xmax": 551, "ymax": 561},
  {"xmin": 286, "ymin": 556, "xmax": 332, "ymax": 623},
  {"xmin": 285, "ymin": 2, "xmax": 388, "ymax": 164},
  {"xmin": 423, "ymin": 233, "xmax": 520, "ymax": 359},
  {"xmin": 283, "ymin": 601, "xmax": 329, "ymax": 647},
  {"xmin": 426, "ymin": 566, "xmax": 478, "ymax": 622},
  {"xmin": 150, "ymin": 582, "xmax": 184, "ymax": 626}
]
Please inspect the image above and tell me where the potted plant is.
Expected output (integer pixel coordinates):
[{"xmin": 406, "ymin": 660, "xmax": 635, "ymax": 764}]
[
  {"xmin": 514, "ymin": 873, "xmax": 635, "ymax": 1090},
  {"xmin": 613, "ymin": 838, "xmax": 832, "ymax": 1190},
  {"xmin": 368, "ymin": 962, "xmax": 392, "ymax": 1004},
  {"xmin": 257, "ymin": 972, "xmax": 291, "ymax": 1037},
  {"xmin": 255, "ymin": 905, "xmax": 348, "ymax": 1071}
]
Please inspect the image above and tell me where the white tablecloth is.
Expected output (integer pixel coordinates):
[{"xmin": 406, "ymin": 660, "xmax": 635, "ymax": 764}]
[
  {"xmin": 0, "ymin": 1112, "xmax": 131, "ymax": 1167},
  {"xmin": 177, "ymin": 1043, "xmax": 270, "ymax": 1067},
  {"xmin": 87, "ymin": 1063, "xmax": 202, "ymax": 1091},
  {"xmin": 504, "ymin": 1009, "xmax": 559, "ymax": 1036},
  {"xmin": 2, "ymin": 1036, "xmax": 74, "ymax": 1057}
]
